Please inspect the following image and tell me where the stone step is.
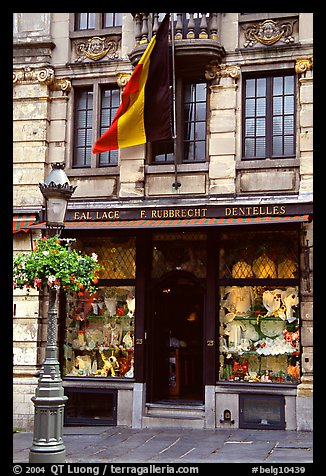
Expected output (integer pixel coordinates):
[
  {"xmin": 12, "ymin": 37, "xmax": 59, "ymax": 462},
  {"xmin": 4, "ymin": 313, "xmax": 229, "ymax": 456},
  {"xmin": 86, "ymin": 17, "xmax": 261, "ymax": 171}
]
[{"xmin": 143, "ymin": 403, "xmax": 205, "ymax": 428}]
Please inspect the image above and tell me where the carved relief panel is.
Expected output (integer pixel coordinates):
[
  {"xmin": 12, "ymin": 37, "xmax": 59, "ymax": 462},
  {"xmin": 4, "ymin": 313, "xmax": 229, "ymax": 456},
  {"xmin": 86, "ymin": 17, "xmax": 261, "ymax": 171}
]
[
  {"xmin": 71, "ymin": 36, "xmax": 121, "ymax": 63},
  {"xmin": 239, "ymin": 17, "xmax": 298, "ymax": 49}
]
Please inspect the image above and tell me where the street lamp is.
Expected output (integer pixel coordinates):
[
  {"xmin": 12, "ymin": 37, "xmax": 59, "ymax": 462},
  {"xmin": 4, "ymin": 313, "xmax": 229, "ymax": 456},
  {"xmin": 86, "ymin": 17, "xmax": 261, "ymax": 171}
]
[{"xmin": 29, "ymin": 163, "xmax": 76, "ymax": 463}]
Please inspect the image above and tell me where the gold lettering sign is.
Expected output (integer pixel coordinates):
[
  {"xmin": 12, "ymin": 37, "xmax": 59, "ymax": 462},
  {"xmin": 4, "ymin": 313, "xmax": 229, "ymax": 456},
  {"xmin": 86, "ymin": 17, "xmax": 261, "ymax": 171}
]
[
  {"xmin": 224, "ymin": 206, "xmax": 286, "ymax": 217},
  {"xmin": 71, "ymin": 205, "xmax": 288, "ymax": 221}
]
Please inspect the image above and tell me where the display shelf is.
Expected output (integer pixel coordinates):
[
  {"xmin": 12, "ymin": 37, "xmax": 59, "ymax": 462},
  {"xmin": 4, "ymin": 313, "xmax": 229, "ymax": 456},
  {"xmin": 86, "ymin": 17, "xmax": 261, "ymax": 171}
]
[
  {"xmin": 222, "ymin": 350, "xmax": 296, "ymax": 356},
  {"xmin": 231, "ymin": 315, "xmax": 297, "ymax": 321}
]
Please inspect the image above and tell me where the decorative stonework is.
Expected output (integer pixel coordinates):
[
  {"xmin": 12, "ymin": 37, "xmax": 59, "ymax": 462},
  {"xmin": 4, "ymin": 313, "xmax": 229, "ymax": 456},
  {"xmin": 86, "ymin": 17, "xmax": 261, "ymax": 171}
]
[
  {"xmin": 242, "ymin": 19, "xmax": 296, "ymax": 48},
  {"xmin": 74, "ymin": 36, "xmax": 120, "ymax": 62},
  {"xmin": 295, "ymin": 57, "xmax": 313, "ymax": 74},
  {"xmin": 13, "ymin": 66, "xmax": 71, "ymax": 92},
  {"xmin": 116, "ymin": 72, "xmax": 132, "ymax": 88},
  {"xmin": 205, "ymin": 63, "xmax": 240, "ymax": 84}
]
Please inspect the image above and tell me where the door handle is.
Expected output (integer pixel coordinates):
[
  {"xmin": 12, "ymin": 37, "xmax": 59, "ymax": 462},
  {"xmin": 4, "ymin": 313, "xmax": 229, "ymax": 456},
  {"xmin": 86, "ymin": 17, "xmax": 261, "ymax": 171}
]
[{"xmin": 207, "ymin": 339, "xmax": 214, "ymax": 346}]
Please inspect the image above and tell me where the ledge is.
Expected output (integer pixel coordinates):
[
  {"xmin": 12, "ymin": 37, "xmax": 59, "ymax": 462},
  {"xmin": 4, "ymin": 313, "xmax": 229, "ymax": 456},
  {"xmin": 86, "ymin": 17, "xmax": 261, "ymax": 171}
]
[
  {"xmin": 236, "ymin": 158, "xmax": 300, "ymax": 170},
  {"xmin": 145, "ymin": 163, "xmax": 208, "ymax": 174},
  {"xmin": 215, "ymin": 381, "xmax": 297, "ymax": 395},
  {"xmin": 63, "ymin": 377, "xmax": 134, "ymax": 389}
]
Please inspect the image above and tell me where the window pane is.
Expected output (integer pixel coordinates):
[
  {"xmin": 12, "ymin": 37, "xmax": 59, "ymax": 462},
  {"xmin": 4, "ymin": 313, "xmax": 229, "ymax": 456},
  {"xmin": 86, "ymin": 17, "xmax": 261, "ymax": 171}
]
[
  {"xmin": 103, "ymin": 13, "xmax": 122, "ymax": 27},
  {"xmin": 284, "ymin": 76, "xmax": 294, "ymax": 94},
  {"xmin": 256, "ymin": 78, "xmax": 266, "ymax": 97},
  {"xmin": 284, "ymin": 136, "xmax": 294, "ymax": 155},
  {"xmin": 273, "ymin": 116, "xmax": 283, "ymax": 135},
  {"xmin": 73, "ymin": 89, "xmax": 93, "ymax": 168},
  {"xmin": 183, "ymin": 82, "xmax": 206, "ymax": 163},
  {"xmin": 99, "ymin": 87, "xmax": 120, "ymax": 166},
  {"xmin": 246, "ymin": 99, "xmax": 256, "ymax": 117},
  {"xmin": 195, "ymin": 141, "xmax": 206, "ymax": 161},
  {"xmin": 245, "ymin": 118, "xmax": 255, "ymax": 137},
  {"xmin": 77, "ymin": 111, "xmax": 87, "ymax": 128},
  {"xmin": 273, "ymin": 96, "xmax": 283, "ymax": 115},
  {"xmin": 218, "ymin": 230, "xmax": 299, "ymax": 279},
  {"xmin": 76, "ymin": 13, "xmax": 95, "ymax": 30},
  {"xmin": 195, "ymin": 122, "xmax": 206, "ymax": 140},
  {"xmin": 284, "ymin": 115, "xmax": 294, "ymax": 134},
  {"xmin": 152, "ymin": 231, "xmax": 207, "ymax": 279},
  {"xmin": 184, "ymin": 141, "xmax": 194, "ymax": 161},
  {"xmin": 284, "ymin": 96, "xmax": 294, "ymax": 114},
  {"xmin": 255, "ymin": 137, "xmax": 266, "ymax": 156},
  {"xmin": 246, "ymin": 79, "xmax": 256, "ymax": 98},
  {"xmin": 256, "ymin": 98, "xmax": 266, "ymax": 117},
  {"xmin": 273, "ymin": 136, "xmax": 283, "ymax": 156},
  {"xmin": 196, "ymin": 83, "xmax": 207, "ymax": 101},
  {"xmin": 273, "ymin": 77, "xmax": 283, "ymax": 95},
  {"xmin": 75, "ymin": 148, "xmax": 86, "ymax": 167},
  {"xmin": 196, "ymin": 102, "xmax": 206, "ymax": 121},
  {"xmin": 256, "ymin": 118, "xmax": 266, "ymax": 137},
  {"xmin": 245, "ymin": 138, "xmax": 255, "ymax": 157}
]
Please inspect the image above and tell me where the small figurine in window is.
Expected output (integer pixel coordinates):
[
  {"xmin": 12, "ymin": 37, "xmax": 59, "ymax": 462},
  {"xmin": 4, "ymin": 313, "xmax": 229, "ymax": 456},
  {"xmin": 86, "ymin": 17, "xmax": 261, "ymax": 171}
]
[{"xmin": 96, "ymin": 351, "xmax": 119, "ymax": 377}]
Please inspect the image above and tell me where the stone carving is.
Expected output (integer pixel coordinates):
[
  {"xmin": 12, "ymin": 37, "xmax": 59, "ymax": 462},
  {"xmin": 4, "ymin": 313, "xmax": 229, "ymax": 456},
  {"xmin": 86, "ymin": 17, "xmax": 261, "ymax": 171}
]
[
  {"xmin": 75, "ymin": 36, "xmax": 120, "ymax": 62},
  {"xmin": 116, "ymin": 72, "xmax": 132, "ymax": 88},
  {"xmin": 13, "ymin": 66, "xmax": 71, "ymax": 92},
  {"xmin": 295, "ymin": 57, "xmax": 313, "ymax": 74},
  {"xmin": 242, "ymin": 19, "xmax": 296, "ymax": 48},
  {"xmin": 205, "ymin": 62, "xmax": 240, "ymax": 84}
]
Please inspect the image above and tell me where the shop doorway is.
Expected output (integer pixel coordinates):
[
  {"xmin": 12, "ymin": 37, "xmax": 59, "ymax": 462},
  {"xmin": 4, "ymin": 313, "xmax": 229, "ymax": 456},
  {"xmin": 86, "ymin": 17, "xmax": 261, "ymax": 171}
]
[{"xmin": 147, "ymin": 272, "xmax": 204, "ymax": 404}]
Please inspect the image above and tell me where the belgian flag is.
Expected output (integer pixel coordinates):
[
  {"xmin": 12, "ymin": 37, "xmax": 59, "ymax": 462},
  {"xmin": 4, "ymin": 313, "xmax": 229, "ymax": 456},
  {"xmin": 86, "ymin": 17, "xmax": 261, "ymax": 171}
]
[{"xmin": 92, "ymin": 13, "xmax": 172, "ymax": 153}]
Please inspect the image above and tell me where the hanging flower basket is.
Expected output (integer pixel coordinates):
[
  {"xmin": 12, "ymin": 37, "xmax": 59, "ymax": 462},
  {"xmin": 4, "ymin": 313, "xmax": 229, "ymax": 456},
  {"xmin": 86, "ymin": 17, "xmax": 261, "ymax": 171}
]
[{"xmin": 13, "ymin": 235, "xmax": 102, "ymax": 295}]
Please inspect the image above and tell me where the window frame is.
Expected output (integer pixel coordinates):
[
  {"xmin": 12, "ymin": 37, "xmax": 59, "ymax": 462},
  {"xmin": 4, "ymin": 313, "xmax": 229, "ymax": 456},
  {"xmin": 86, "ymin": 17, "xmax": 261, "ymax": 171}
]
[
  {"xmin": 69, "ymin": 80, "xmax": 121, "ymax": 172},
  {"xmin": 241, "ymin": 71, "xmax": 296, "ymax": 161},
  {"xmin": 150, "ymin": 78, "xmax": 208, "ymax": 165},
  {"xmin": 216, "ymin": 227, "xmax": 301, "ymax": 386},
  {"xmin": 74, "ymin": 13, "xmax": 122, "ymax": 32}
]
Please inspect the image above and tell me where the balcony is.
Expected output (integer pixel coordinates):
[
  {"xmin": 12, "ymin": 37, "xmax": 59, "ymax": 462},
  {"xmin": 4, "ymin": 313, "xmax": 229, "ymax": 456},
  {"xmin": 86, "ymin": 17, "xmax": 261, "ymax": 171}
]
[{"xmin": 128, "ymin": 13, "xmax": 225, "ymax": 76}]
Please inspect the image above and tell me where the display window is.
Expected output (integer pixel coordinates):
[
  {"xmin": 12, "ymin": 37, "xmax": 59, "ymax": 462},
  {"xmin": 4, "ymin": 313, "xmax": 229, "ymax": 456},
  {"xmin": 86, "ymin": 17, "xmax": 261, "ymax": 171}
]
[
  {"xmin": 218, "ymin": 230, "xmax": 300, "ymax": 384},
  {"xmin": 63, "ymin": 286, "xmax": 135, "ymax": 379}
]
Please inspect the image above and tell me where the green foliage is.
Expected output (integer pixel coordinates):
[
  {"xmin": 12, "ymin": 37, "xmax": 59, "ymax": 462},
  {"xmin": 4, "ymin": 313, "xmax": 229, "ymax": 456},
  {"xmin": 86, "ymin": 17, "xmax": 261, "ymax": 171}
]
[{"xmin": 13, "ymin": 235, "xmax": 102, "ymax": 295}]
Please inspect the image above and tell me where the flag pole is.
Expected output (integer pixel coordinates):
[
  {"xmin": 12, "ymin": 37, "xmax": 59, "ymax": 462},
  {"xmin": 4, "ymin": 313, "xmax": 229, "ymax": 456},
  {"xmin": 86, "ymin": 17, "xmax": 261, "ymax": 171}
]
[{"xmin": 170, "ymin": 12, "xmax": 181, "ymax": 190}]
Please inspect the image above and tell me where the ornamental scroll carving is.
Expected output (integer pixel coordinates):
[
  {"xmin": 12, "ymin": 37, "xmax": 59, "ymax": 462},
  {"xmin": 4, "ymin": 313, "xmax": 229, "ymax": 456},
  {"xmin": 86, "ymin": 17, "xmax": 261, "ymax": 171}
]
[
  {"xmin": 116, "ymin": 73, "xmax": 132, "ymax": 88},
  {"xmin": 242, "ymin": 19, "xmax": 296, "ymax": 48},
  {"xmin": 205, "ymin": 63, "xmax": 240, "ymax": 84},
  {"xmin": 13, "ymin": 67, "xmax": 71, "ymax": 92},
  {"xmin": 295, "ymin": 57, "xmax": 313, "ymax": 75},
  {"xmin": 74, "ymin": 36, "xmax": 120, "ymax": 62}
]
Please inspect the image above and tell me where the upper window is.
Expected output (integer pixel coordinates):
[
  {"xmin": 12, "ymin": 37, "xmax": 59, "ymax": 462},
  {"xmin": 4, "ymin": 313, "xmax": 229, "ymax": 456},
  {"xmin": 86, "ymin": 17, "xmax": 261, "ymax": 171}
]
[
  {"xmin": 242, "ymin": 73, "xmax": 295, "ymax": 160},
  {"xmin": 152, "ymin": 81, "xmax": 207, "ymax": 164},
  {"xmin": 75, "ymin": 13, "xmax": 122, "ymax": 31},
  {"xmin": 73, "ymin": 85, "xmax": 119, "ymax": 168}
]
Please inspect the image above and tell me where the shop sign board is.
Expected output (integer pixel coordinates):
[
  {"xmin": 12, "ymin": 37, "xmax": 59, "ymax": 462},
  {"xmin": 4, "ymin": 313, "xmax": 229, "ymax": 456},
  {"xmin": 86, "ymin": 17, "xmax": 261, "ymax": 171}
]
[{"xmin": 66, "ymin": 203, "xmax": 312, "ymax": 222}]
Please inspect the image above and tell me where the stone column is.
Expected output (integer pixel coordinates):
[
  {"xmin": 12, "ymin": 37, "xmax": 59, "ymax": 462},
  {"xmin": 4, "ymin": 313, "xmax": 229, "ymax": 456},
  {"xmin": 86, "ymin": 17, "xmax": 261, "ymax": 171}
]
[
  {"xmin": 296, "ymin": 57, "xmax": 313, "ymax": 196},
  {"xmin": 205, "ymin": 63, "xmax": 240, "ymax": 195},
  {"xmin": 13, "ymin": 67, "xmax": 71, "ymax": 431},
  {"xmin": 116, "ymin": 73, "xmax": 146, "ymax": 198},
  {"xmin": 295, "ymin": 57, "xmax": 313, "ymax": 431}
]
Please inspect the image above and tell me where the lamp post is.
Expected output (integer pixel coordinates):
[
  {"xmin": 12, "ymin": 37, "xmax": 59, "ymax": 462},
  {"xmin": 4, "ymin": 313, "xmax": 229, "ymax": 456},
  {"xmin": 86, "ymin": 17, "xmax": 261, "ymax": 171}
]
[{"xmin": 29, "ymin": 163, "xmax": 76, "ymax": 463}]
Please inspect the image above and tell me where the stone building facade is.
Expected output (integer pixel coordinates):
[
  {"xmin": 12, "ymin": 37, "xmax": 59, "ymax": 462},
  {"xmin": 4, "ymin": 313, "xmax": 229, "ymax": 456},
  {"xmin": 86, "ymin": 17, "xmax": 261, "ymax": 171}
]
[{"xmin": 13, "ymin": 13, "xmax": 313, "ymax": 432}]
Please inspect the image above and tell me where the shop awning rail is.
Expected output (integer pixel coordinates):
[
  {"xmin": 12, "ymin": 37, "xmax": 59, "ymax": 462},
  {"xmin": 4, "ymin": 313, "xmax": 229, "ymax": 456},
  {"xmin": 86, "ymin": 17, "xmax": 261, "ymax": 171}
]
[
  {"xmin": 13, "ymin": 214, "xmax": 37, "ymax": 233},
  {"xmin": 30, "ymin": 214, "xmax": 311, "ymax": 230}
]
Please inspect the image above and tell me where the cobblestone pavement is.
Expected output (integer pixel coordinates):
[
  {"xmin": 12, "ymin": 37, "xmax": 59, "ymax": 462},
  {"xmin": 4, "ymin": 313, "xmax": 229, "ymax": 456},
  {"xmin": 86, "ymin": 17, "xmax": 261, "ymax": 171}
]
[{"xmin": 13, "ymin": 426, "xmax": 313, "ymax": 464}]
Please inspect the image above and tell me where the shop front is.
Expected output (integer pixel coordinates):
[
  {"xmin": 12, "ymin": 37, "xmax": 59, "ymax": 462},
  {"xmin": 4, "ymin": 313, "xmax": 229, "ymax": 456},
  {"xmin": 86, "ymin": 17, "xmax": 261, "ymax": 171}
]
[{"xmin": 40, "ymin": 200, "xmax": 312, "ymax": 430}]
